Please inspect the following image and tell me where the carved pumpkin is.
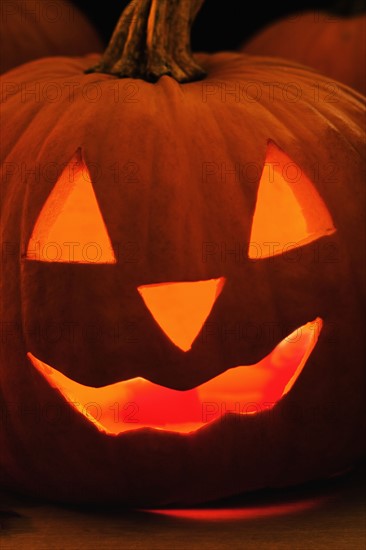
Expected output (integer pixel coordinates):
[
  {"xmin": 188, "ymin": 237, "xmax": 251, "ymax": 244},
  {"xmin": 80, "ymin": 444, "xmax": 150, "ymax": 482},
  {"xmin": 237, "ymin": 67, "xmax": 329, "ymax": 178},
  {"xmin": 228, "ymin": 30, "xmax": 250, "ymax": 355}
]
[
  {"xmin": 0, "ymin": 0, "xmax": 365, "ymax": 506},
  {"xmin": 241, "ymin": 10, "xmax": 366, "ymax": 95},
  {"xmin": 0, "ymin": 0, "xmax": 103, "ymax": 74}
]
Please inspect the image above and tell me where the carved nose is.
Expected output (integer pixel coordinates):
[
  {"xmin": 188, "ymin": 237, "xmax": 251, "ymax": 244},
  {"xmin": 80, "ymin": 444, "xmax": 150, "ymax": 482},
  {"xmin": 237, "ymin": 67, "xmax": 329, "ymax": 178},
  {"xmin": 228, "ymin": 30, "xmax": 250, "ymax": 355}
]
[{"xmin": 138, "ymin": 277, "xmax": 225, "ymax": 351}]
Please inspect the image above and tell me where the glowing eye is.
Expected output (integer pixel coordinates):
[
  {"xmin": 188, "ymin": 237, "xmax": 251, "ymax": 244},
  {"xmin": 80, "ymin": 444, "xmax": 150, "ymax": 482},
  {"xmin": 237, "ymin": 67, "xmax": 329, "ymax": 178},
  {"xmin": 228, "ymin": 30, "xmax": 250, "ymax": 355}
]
[
  {"xmin": 138, "ymin": 278, "xmax": 225, "ymax": 351},
  {"xmin": 249, "ymin": 142, "xmax": 336, "ymax": 259},
  {"xmin": 26, "ymin": 150, "xmax": 116, "ymax": 264}
]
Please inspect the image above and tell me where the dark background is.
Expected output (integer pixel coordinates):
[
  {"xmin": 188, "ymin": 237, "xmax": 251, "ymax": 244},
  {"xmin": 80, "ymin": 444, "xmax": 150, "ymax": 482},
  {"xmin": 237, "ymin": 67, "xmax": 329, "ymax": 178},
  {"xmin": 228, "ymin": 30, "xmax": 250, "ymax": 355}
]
[{"xmin": 71, "ymin": 0, "xmax": 365, "ymax": 52}]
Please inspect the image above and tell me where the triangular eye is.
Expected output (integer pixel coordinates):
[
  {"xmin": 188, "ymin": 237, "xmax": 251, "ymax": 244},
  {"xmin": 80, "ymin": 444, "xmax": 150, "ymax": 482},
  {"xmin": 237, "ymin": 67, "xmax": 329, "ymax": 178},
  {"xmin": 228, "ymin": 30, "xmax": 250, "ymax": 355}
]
[
  {"xmin": 249, "ymin": 142, "xmax": 336, "ymax": 259},
  {"xmin": 138, "ymin": 278, "xmax": 225, "ymax": 352},
  {"xmin": 26, "ymin": 150, "xmax": 116, "ymax": 264}
]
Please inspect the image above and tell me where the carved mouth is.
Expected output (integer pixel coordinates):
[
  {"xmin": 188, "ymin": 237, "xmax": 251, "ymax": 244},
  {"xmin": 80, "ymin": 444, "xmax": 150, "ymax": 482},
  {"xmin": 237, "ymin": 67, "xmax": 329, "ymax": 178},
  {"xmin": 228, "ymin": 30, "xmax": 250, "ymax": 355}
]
[{"xmin": 28, "ymin": 318, "xmax": 322, "ymax": 435}]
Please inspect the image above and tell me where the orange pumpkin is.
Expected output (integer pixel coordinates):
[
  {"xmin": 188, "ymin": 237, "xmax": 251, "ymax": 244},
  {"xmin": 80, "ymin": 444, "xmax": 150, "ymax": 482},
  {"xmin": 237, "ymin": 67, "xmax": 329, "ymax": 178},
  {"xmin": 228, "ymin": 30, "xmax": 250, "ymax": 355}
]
[
  {"xmin": 0, "ymin": 0, "xmax": 365, "ymax": 506},
  {"xmin": 241, "ymin": 10, "xmax": 366, "ymax": 95},
  {"xmin": 0, "ymin": 0, "xmax": 103, "ymax": 74}
]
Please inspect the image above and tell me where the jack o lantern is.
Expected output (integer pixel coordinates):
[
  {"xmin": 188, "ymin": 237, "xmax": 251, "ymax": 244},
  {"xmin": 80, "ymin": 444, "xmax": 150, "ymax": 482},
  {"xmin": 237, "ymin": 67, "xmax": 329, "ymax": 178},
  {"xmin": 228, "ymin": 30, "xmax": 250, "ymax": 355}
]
[
  {"xmin": 0, "ymin": 0, "xmax": 103, "ymax": 74},
  {"xmin": 0, "ymin": 0, "xmax": 365, "ymax": 506},
  {"xmin": 241, "ymin": 9, "xmax": 366, "ymax": 95}
]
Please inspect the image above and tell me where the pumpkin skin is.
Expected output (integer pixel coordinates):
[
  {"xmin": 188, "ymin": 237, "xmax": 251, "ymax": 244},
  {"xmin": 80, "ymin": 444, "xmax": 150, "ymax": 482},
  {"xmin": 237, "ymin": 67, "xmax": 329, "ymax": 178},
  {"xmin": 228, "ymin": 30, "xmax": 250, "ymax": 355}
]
[
  {"xmin": 0, "ymin": 0, "xmax": 103, "ymax": 74},
  {"xmin": 241, "ymin": 12, "xmax": 366, "ymax": 96},
  {"xmin": 0, "ymin": 52, "xmax": 365, "ymax": 506}
]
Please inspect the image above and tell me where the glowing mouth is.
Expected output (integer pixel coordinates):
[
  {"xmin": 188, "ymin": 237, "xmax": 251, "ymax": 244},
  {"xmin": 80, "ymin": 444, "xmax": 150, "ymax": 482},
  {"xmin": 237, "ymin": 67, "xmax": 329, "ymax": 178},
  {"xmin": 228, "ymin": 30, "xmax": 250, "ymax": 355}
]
[{"xmin": 28, "ymin": 318, "xmax": 322, "ymax": 435}]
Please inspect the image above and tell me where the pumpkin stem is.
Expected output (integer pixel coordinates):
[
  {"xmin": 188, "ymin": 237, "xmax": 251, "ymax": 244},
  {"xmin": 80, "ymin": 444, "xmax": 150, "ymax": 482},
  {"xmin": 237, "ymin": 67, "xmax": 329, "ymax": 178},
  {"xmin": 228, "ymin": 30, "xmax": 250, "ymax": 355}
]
[{"xmin": 86, "ymin": 0, "xmax": 206, "ymax": 82}]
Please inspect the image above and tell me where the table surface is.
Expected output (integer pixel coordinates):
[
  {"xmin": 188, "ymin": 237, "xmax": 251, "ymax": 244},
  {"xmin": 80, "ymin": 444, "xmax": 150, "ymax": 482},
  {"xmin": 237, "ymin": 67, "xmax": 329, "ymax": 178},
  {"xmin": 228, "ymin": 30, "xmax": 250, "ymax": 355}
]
[{"xmin": 1, "ymin": 463, "xmax": 365, "ymax": 550}]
